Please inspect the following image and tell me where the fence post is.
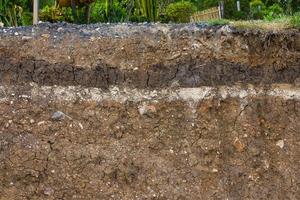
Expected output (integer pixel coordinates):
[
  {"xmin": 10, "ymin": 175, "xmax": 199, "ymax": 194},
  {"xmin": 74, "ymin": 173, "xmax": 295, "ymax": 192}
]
[
  {"xmin": 218, "ymin": 1, "xmax": 224, "ymax": 18},
  {"xmin": 237, "ymin": 0, "xmax": 241, "ymax": 11},
  {"xmin": 33, "ymin": 0, "xmax": 39, "ymax": 25}
]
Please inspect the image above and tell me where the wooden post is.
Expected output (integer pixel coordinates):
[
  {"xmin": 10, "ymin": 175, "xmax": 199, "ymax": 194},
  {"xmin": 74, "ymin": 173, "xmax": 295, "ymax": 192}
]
[
  {"xmin": 33, "ymin": 0, "xmax": 39, "ymax": 24},
  {"xmin": 218, "ymin": 1, "xmax": 224, "ymax": 18},
  {"xmin": 237, "ymin": 0, "xmax": 241, "ymax": 12}
]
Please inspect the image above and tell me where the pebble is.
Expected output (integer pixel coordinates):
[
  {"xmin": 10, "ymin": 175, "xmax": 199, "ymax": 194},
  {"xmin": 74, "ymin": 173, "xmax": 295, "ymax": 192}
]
[
  {"xmin": 276, "ymin": 140, "xmax": 284, "ymax": 149},
  {"xmin": 138, "ymin": 104, "xmax": 156, "ymax": 115},
  {"xmin": 57, "ymin": 27, "xmax": 63, "ymax": 32},
  {"xmin": 212, "ymin": 168, "xmax": 218, "ymax": 173},
  {"xmin": 233, "ymin": 137, "xmax": 245, "ymax": 152},
  {"xmin": 41, "ymin": 34, "xmax": 50, "ymax": 38},
  {"xmin": 43, "ymin": 187, "xmax": 54, "ymax": 196},
  {"xmin": 218, "ymin": 25, "xmax": 232, "ymax": 33},
  {"xmin": 263, "ymin": 160, "xmax": 270, "ymax": 170},
  {"xmin": 37, "ymin": 121, "xmax": 45, "ymax": 126},
  {"xmin": 78, "ymin": 122, "xmax": 83, "ymax": 129},
  {"xmin": 248, "ymin": 146, "xmax": 260, "ymax": 156},
  {"xmin": 19, "ymin": 95, "xmax": 30, "ymax": 99},
  {"xmin": 22, "ymin": 36, "xmax": 32, "ymax": 40},
  {"xmin": 51, "ymin": 111, "xmax": 66, "ymax": 121}
]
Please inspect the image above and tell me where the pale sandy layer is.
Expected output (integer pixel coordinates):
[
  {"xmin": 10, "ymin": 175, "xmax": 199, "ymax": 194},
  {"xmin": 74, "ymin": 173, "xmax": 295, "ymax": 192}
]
[{"xmin": 0, "ymin": 83, "xmax": 299, "ymax": 103}]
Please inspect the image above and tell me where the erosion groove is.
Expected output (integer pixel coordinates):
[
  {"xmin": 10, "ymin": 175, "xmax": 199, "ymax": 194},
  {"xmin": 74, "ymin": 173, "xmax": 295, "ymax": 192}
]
[{"xmin": 0, "ymin": 23, "xmax": 299, "ymax": 199}]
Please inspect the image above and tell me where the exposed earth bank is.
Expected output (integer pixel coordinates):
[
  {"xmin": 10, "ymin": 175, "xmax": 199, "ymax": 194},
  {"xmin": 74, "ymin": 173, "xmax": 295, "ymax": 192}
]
[
  {"xmin": 0, "ymin": 23, "xmax": 299, "ymax": 199},
  {"xmin": 0, "ymin": 23, "xmax": 300, "ymax": 88}
]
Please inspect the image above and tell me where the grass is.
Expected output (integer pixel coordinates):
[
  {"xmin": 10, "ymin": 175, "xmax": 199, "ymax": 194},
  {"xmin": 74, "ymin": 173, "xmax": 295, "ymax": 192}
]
[
  {"xmin": 206, "ymin": 19, "xmax": 230, "ymax": 26},
  {"xmin": 205, "ymin": 14, "xmax": 300, "ymax": 31},
  {"xmin": 290, "ymin": 13, "xmax": 300, "ymax": 28}
]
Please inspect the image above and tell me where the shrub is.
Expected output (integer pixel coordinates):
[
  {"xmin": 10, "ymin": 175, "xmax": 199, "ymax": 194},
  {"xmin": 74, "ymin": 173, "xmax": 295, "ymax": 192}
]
[
  {"xmin": 39, "ymin": 5, "xmax": 73, "ymax": 23},
  {"xmin": 290, "ymin": 12, "xmax": 300, "ymax": 28},
  {"xmin": 166, "ymin": 1, "xmax": 196, "ymax": 23},
  {"xmin": 157, "ymin": 13, "xmax": 169, "ymax": 23},
  {"xmin": 224, "ymin": 0, "xmax": 250, "ymax": 20},
  {"xmin": 250, "ymin": 0, "xmax": 265, "ymax": 19},
  {"xmin": 263, "ymin": 3, "xmax": 284, "ymax": 21},
  {"xmin": 129, "ymin": 15, "xmax": 148, "ymax": 22},
  {"xmin": 90, "ymin": 2, "xmax": 107, "ymax": 23},
  {"xmin": 197, "ymin": 0, "xmax": 219, "ymax": 11},
  {"xmin": 105, "ymin": 1, "xmax": 127, "ymax": 22}
]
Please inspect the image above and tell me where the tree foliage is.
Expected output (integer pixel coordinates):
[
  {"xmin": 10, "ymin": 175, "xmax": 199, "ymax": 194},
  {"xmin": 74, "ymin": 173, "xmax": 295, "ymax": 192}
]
[{"xmin": 166, "ymin": 1, "xmax": 196, "ymax": 22}]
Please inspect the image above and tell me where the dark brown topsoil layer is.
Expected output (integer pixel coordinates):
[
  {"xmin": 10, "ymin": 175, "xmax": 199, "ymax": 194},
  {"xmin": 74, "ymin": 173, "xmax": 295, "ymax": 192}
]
[{"xmin": 0, "ymin": 23, "xmax": 300, "ymax": 88}]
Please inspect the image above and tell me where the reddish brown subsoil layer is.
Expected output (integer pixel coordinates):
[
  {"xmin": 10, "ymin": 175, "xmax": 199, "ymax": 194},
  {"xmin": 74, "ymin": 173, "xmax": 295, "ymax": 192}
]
[{"xmin": 0, "ymin": 93, "xmax": 299, "ymax": 199}]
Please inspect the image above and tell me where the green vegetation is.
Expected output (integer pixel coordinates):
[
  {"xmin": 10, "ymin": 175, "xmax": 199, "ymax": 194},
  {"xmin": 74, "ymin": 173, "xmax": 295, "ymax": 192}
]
[
  {"xmin": 166, "ymin": 1, "xmax": 196, "ymax": 23},
  {"xmin": 207, "ymin": 14, "xmax": 300, "ymax": 30},
  {"xmin": 290, "ymin": 12, "xmax": 300, "ymax": 28},
  {"xmin": 0, "ymin": 0, "xmax": 299, "ymax": 28},
  {"xmin": 40, "ymin": 5, "xmax": 73, "ymax": 23},
  {"xmin": 140, "ymin": 0, "xmax": 157, "ymax": 21},
  {"xmin": 224, "ymin": 0, "xmax": 250, "ymax": 19},
  {"xmin": 0, "ymin": 0, "xmax": 27, "ymax": 26},
  {"xmin": 206, "ymin": 18, "xmax": 230, "ymax": 26}
]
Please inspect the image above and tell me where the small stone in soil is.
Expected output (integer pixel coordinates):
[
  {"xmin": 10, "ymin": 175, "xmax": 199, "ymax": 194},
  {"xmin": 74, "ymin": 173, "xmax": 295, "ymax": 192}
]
[
  {"xmin": 43, "ymin": 187, "xmax": 54, "ymax": 196},
  {"xmin": 51, "ymin": 111, "xmax": 66, "ymax": 121},
  {"xmin": 276, "ymin": 140, "xmax": 284, "ymax": 149},
  {"xmin": 233, "ymin": 138, "xmax": 245, "ymax": 152}
]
